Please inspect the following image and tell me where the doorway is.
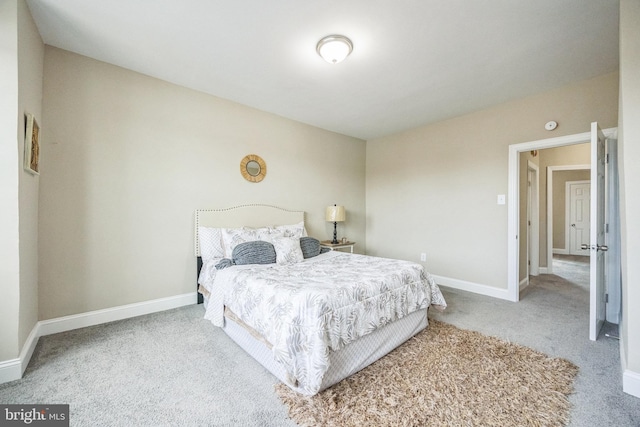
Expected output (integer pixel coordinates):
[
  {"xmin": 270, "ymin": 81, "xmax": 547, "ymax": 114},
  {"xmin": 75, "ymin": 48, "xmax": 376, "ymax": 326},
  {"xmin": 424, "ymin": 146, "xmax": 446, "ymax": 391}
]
[
  {"xmin": 507, "ymin": 127, "xmax": 616, "ymax": 299},
  {"xmin": 507, "ymin": 125, "xmax": 617, "ymax": 341},
  {"xmin": 546, "ymin": 165, "xmax": 590, "ymax": 273},
  {"xmin": 525, "ymin": 161, "xmax": 540, "ymax": 283}
]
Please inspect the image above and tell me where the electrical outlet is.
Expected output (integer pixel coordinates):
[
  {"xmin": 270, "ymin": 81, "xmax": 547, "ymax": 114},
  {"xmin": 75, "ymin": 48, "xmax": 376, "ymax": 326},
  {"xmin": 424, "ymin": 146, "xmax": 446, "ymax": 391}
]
[{"xmin": 420, "ymin": 253, "xmax": 426, "ymax": 262}]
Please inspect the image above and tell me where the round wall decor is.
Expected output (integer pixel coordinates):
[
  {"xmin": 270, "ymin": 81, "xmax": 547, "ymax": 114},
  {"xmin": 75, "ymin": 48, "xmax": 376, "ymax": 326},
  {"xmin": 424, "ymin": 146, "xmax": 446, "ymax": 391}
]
[{"xmin": 240, "ymin": 154, "xmax": 266, "ymax": 183}]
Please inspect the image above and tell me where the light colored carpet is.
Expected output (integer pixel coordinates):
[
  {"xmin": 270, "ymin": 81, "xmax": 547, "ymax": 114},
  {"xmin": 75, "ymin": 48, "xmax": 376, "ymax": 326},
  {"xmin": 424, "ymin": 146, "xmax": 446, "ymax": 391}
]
[
  {"xmin": 0, "ymin": 307, "xmax": 296, "ymax": 426},
  {"xmin": 276, "ymin": 320, "xmax": 578, "ymax": 427},
  {"xmin": 1, "ymin": 261, "xmax": 638, "ymax": 426},
  {"xmin": 552, "ymin": 254, "xmax": 590, "ymax": 289}
]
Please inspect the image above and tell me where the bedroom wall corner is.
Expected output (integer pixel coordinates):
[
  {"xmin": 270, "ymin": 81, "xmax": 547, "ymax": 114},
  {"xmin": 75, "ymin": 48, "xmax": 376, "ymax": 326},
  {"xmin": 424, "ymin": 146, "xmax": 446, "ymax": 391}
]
[
  {"xmin": 0, "ymin": 0, "xmax": 21, "ymax": 364},
  {"xmin": 18, "ymin": 0, "xmax": 44, "ymax": 365},
  {"xmin": 619, "ymin": 0, "xmax": 640, "ymax": 398},
  {"xmin": 0, "ymin": 0, "xmax": 44, "ymax": 383},
  {"xmin": 365, "ymin": 71, "xmax": 618, "ymax": 295},
  {"xmin": 39, "ymin": 47, "xmax": 366, "ymax": 321}
]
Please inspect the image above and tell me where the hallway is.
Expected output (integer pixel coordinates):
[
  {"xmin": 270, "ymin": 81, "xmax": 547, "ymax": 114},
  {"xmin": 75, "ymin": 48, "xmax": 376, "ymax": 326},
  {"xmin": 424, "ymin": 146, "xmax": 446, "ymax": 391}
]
[{"xmin": 552, "ymin": 254, "xmax": 590, "ymax": 289}]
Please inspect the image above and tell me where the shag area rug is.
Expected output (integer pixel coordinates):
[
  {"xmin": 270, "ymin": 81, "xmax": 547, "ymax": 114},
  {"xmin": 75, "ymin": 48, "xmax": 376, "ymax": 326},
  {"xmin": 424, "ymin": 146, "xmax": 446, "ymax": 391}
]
[{"xmin": 276, "ymin": 320, "xmax": 578, "ymax": 427}]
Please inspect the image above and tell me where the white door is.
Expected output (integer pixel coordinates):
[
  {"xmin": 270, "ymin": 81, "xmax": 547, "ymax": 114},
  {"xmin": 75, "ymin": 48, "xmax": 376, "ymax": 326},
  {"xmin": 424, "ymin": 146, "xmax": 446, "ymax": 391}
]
[
  {"xmin": 589, "ymin": 122, "xmax": 607, "ymax": 341},
  {"xmin": 567, "ymin": 181, "xmax": 590, "ymax": 255}
]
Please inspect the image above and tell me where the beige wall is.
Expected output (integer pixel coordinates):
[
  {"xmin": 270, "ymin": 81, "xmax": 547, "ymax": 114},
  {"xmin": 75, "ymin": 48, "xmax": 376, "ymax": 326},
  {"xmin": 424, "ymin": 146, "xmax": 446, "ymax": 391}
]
[
  {"xmin": 17, "ymin": 0, "xmax": 43, "ymax": 359},
  {"xmin": 39, "ymin": 47, "xmax": 366, "ymax": 320},
  {"xmin": 619, "ymin": 0, "xmax": 640, "ymax": 383},
  {"xmin": 0, "ymin": 0, "xmax": 43, "ymax": 361},
  {"xmin": 0, "ymin": 0, "xmax": 20, "ymax": 361},
  {"xmin": 366, "ymin": 72, "xmax": 618, "ymax": 292}
]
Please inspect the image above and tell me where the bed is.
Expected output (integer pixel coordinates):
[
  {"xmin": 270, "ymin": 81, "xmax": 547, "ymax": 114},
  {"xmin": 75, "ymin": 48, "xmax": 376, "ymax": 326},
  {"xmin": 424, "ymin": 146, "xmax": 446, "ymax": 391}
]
[{"xmin": 195, "ymin": 204, "xmax": 446, "ymax": 396}]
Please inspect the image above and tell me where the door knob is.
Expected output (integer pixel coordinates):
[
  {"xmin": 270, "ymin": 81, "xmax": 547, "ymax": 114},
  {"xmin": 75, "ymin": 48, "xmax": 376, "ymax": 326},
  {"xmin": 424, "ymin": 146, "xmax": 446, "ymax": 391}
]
[{"xmin": 581, "ymin": 244, "xmax": 609, "ymax": 251}]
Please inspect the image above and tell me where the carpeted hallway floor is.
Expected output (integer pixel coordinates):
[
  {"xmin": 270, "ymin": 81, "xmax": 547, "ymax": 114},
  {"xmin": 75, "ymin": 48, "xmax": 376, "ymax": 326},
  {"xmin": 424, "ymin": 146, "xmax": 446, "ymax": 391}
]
[
  {"xmin": 1, "ymin": 257, "xmax": 638, "ymax": 426},
  {"xmin": 552, "ymin": 253, "xmax": 590, "ymax": 289}
]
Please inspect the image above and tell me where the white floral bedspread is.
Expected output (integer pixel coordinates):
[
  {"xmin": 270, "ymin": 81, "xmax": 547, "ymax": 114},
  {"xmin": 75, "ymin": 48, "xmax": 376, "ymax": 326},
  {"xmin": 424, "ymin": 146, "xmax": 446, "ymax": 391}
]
[{"xmin": 199, "ymin": 251, "xmax": 446, "ymax": 395}]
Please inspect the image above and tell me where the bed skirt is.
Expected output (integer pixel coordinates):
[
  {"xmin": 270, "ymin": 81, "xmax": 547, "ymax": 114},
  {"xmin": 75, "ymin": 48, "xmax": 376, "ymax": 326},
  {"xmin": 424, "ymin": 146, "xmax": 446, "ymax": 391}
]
[{"xmin": 222, "ymin": 307, "xmax": 428, "ymax": 394}]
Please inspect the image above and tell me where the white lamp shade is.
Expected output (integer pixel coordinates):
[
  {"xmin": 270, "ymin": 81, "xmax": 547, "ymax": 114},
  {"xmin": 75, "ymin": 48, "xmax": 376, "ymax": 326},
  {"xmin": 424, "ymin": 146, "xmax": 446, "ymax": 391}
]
[
  {"xmin": 325, "ymin": 205, "xmax": 346, "ymax": 222},
  {"xmin": 317, "ymin": 35, "xmax": 353, "ymax": 64}
]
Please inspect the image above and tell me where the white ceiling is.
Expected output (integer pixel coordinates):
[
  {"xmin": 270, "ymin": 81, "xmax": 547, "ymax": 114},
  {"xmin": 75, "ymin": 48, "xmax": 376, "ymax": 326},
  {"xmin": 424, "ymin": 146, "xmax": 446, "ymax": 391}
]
[{"xmin": 26, "ymin": 0, "xmax": 620, "ymax": 140}]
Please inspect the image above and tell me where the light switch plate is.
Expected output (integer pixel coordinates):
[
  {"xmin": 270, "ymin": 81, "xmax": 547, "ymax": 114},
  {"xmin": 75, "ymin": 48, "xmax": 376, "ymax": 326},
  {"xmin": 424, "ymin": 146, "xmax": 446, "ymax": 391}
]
[{"xmin": 497, "ymin": 194, "xmax": 506, "ymax": 205}]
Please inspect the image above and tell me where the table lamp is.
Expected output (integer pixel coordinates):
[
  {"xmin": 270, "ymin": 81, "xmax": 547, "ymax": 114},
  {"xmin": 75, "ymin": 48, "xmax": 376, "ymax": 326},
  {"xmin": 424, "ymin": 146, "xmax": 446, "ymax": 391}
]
[{"xmin": 325, "ymin": 204, "xmax": 346, "ymax": 244}]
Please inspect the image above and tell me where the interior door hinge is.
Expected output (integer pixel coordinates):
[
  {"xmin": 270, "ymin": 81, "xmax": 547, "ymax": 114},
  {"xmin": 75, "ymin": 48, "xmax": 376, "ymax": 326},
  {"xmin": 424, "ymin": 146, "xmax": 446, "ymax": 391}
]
[
  {"xmin": 606, "ymin": 223, "xmax": 609, "ymax": 233},
  {"xmin": 606, "ymin": 153, "xmax": 609, "ymax": 163},
  {"xmin": 606, "ymin": 293, "xmax": 609, "ymax": 303}
]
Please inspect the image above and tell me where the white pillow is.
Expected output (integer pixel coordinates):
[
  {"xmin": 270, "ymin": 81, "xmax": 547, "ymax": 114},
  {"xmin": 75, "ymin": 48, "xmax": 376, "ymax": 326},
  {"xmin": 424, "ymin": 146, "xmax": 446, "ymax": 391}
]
[
  {"xmin": 221, "ymin": 228, "xmax": 258, "ymax": 258},
  {"xmin": 272, "ymin": 221, "xmax": 308, "ymax": 238},
  {"xmin": 198, "ymin": 227, "xmax": 224, "ymax": 262},
  {"xmin": 272, "ymin": 236, "xmax": 304, "ymax": 265},
  {"xmin": 221, "ymin": 227, "xmax": 285, "ymax": 258}
]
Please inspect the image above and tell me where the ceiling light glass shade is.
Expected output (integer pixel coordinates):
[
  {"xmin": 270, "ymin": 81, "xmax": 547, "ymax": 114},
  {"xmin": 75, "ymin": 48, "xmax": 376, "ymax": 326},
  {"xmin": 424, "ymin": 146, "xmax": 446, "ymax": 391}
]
[{"xmin": 316, "ymin": 35, "xmax": 353, "ymax": 64}]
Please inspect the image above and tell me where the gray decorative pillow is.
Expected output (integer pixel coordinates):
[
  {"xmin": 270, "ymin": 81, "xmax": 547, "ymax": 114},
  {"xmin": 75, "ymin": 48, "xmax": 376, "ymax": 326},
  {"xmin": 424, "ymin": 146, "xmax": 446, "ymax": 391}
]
[
  {"xmin": 215, "ymin": 258, "xmax": 235, "ymax": 270},
  {"xmin": 300, "ymin": 237, "xmax": 321, "ymax": 259},
  {"xmin": 232, "ymin": 241, "xmax": 276, "ymax": 265}
]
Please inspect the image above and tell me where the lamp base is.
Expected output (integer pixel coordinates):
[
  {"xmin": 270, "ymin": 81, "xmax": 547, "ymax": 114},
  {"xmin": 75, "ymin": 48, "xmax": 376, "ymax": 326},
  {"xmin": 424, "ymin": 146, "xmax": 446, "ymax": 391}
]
[{"xmin": 331, "ymin": 221, "xmax": 339, "ymax": 244}]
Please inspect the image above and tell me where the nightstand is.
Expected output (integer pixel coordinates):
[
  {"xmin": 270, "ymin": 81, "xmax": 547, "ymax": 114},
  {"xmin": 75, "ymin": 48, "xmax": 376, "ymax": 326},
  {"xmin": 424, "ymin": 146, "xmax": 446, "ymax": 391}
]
[{"xmin": 320, "ymin": 241, "xmax": 355, "ymax": 253}]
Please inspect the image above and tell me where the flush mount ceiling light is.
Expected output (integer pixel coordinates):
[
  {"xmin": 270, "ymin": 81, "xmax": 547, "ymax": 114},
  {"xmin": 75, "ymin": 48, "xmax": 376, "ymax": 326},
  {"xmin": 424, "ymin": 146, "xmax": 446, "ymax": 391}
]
[{"xmin": 316, "ymin": 35, "xmax": 353, "ymax": 64}]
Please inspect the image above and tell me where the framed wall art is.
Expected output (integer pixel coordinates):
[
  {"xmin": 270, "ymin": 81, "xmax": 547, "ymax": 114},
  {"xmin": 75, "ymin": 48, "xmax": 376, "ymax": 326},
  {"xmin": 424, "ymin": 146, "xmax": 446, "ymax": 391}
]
[{"xmin": 24, "ymin": 113, "xmax": 40, "ymax": 175}]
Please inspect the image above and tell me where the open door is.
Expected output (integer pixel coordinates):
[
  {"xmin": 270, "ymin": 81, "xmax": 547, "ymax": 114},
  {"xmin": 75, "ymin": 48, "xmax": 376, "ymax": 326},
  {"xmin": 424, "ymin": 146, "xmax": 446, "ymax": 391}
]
[{"xmin": 588, "ymin": 122, "xmax": 607, "ymax": 341}]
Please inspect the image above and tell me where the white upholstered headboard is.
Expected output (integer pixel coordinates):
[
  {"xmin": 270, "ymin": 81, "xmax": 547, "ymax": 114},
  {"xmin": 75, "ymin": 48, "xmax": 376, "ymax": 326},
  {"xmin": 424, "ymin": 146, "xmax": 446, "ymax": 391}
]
[{"xmin": 194, "ymin": 204, "xmax": 305, "ymax": 257}]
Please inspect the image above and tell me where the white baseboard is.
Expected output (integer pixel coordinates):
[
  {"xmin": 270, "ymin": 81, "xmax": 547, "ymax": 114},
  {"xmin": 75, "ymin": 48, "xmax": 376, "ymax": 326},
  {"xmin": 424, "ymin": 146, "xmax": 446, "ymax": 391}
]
[
  {"xmin": 519, "ymin": 277, "xmax": 529, "ymax": 291},
  {"xmin": 0, "ymin": 292, "xmax": 197, "ymax": 385},
  {"xmin": 553, "ymin": 248, "xmax": 569, "ymax": 255},
  {"xmin": 432, "ymin": 275, "xmax": 511, "ymax": 301},
  {"xmin": 539, "ymin": 267, "xmax": 549, "ymax": 274},
  {"xmin": 623, "ymin": 369, "xmax": 640, "ymax": 398},
  {"xmin": 0, "ymin": 358, "xmax": 21, "ymax": 385},
  {"xmin": 38, "ymin": 292, "xmax": 197, "ymax": 336},
  {"xmin": 0, "ymin": 321, "xmax": 42, "ymax": 384}
]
